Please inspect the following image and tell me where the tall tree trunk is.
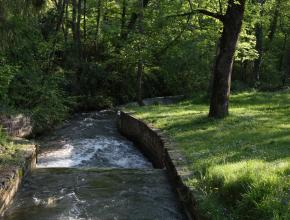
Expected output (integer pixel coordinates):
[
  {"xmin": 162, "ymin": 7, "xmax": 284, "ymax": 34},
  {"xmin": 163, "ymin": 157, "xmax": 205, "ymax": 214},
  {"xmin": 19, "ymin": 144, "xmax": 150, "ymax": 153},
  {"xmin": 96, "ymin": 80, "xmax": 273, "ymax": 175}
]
[
  {"xmin": 0, "ymin": 3, "xmax": 5, "ymax": 25},
  {"xmin": 76, "ymin": 0, "xmax": 82, "ymax": 61},
  {"xmin": 72, "ymin": 0, "xmax": 77, "ymax": 41},
  {"xmin": 83, "ymin": 0, "xmax": 87, "ymax": 42},
  {"xmin": 137, "ymin": 0, "xmax": 144, "ymax": 106},
  {"xmin": 114, "ymin": 0, "xmax": 127, "ymax": 52},
  {"xmin": 285, "ymin": 48, "xmax": 290, "ymax": 86},
  {"xmin": 208, "ymin": 0, "xmax": 246, "ymax": 118},
  {"xmin": 121, "ymin": 0, "xmax": 149, "ymax": 41},
  {"xmin": 253, "ymin": 23, "xmax": 263, "ymax": 83},
  {"xmin": 137, "ymin": 60, "xmax": 144, "ymax": 106},
  {"xmin": 64, "ymin": 0, "xmax": 69, "ymax": 45},
  {"xmin": 120, "ymin": 0, "xmax": 127, "ymax": 38},
  {"xmin": 46, "ymin": 0, "xmax": 66, "ymax": 71},
  {"xmin": 268, "ymin": 0, "xmax": 281, "ymax": 43},
  {"xmin": 253, "ymin": 0, "xmax": 265, "ymax": 85},
  {"xmin": 281, "ymin": 34, "xmax": 288, "ymax": 86},
  {"xmin": 55, "ymin": 0, "xmax": 66, "ymax": 33},
  {"xmin": 95, "ymin": 0, "xmax": 102, "ymax": 51}
]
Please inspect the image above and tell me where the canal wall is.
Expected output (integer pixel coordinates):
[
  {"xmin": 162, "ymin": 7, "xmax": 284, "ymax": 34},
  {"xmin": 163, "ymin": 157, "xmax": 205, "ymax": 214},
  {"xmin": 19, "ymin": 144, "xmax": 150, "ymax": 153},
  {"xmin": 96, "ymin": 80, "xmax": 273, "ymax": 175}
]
[
  {"xmin": 117, "ymin": 111, "xmax": 206, "ymax": 220},
  {"xmin": 0, "ymin": 139, "xmax": 37, "ymax": 216}
]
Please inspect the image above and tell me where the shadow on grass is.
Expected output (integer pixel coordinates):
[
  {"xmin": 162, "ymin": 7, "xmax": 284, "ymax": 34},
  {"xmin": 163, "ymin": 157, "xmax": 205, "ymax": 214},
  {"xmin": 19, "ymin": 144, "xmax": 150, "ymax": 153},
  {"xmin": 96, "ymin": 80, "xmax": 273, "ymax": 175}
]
[{"xmin": 128, "ymin": 91, "xmax": 290, "ymax": 219}]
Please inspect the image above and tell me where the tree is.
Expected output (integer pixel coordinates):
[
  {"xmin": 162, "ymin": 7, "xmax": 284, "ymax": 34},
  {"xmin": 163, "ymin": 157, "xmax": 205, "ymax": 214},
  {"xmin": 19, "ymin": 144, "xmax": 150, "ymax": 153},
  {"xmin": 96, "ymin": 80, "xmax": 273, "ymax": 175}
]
[
  {"xmin": 253, "ymin": 0, "xmax": 265, "ymax": 84},
  {"xmin": 268, "ymin": 0, "xmax": 281, "ymax": 43},
  {"xmin": 72, "ymin": 0, "xmax": 77, "ymax": 41},
  {"xmin": 174, "ymin": 0, "xmax": 247, "ymax": 117},
  {"xmin": 136, "ymin": 0, "xmax": 145, "ymax": 106},
  {"xmin": 206, "ymin": 0, "xmax": 246, "ymax": 118}
]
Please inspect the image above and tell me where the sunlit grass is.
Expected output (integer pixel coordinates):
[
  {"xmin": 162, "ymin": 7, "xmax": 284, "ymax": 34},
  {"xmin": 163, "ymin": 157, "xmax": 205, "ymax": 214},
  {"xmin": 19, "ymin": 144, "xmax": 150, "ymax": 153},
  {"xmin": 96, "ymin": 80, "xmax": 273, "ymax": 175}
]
[
  {"xmin": 0, "ymin": 128, "xmax": 33, "ymax": 168},
  {"xmin": 125, "ymin": 91, "xmax": 290, "ymax": 220}
]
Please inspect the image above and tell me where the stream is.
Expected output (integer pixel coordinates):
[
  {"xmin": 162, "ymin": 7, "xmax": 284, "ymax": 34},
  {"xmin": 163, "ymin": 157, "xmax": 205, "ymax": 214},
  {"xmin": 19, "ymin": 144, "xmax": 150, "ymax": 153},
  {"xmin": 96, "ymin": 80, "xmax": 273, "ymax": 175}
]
[{"xmin": 3, "ymin": 110, "xmax": 186, "ymax": 220}]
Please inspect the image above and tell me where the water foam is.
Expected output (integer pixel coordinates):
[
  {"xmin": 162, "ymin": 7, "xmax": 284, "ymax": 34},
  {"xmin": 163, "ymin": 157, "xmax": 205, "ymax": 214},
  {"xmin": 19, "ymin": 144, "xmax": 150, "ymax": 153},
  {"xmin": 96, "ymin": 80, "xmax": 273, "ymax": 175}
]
[{"xmin": 37, "ymin": 136, "xmax": 151, "ymax": 168}]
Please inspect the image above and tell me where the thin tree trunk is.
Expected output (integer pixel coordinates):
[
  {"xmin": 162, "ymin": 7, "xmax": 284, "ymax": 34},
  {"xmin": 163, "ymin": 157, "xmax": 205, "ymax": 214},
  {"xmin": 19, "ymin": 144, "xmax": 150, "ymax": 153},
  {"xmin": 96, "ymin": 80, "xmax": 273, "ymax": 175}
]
[
  {"xmin": 0, "ymin": 4, "xmax": 5, "ymax": 25},
  {"xmin": 253, "ymin": 23, "xmax": 263, "ymax": 83},
  {"xmin": 268, "ymin": 0, "xmax": 281, "ymax": 43},
  {"xmin": 64, "ymin": 0, "xmax": 69, "ymax": 45},
  {"xmin": 55, "ymin": 0, "xmax": 65, "ymax": 33},
  {"xmin": 253, "ymin": 0, "xmax": 265, "ymax": 85},
  {"xmin": 72, "ymin": 0, "xmax": 77, "ymax": 41},
  {"xmin": 83, "ymin": 0, "xmax": 87, "ymax": 42},
  {"xmin": 120, "ymin": 0, "xmax": 127, "ymax": 38},
  {"xmin": 137, "ymin": 0, "xmax": 144, "ymax": 106},
  {"xmin": 137, "ymin": 60, "xmax": 144, "ymax": 106},
  {"xmin": 208, "ymin": 0, "xmax": 246, "ymax": 118},
  {"xmin": 121, "ymin": 0, "xmax": 149, "ymax": 41},
  {"xmin": 114, "ymin": 0, "xmax": 127, "ymax": 52},
  {"xmin": 242, "ymin": 60, "xmax": 248, "ymax": 82},
  {"xmin": 281, "ymin": 34, "xmax": 288, "ymax": 86},
  {"xmin": 76, "ymin": 0, "xmax": 82, "ymax": 60},
  {"xmin": 113, "ymin": 0, "xmax": 128, "ymax": 52},
  {"xmin": 46, "ymin": 0, "xmax": 66, "ymax": 71},
  {"xmin": 285, "ymin": 47, "xmax": 290, "ymax": 86},
  {"xmin": 95, "ymin": 0, "xmax": 102, "ymax": 51}
]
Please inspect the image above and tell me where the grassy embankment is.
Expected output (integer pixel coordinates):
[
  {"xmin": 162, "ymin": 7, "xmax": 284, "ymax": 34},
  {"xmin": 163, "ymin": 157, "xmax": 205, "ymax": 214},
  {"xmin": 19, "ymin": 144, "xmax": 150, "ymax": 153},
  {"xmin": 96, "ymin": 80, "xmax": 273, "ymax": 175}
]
[
  {"xmin": 125, "ymin": 91, "xmax": 290, "ymax": 220},
  {"xmin": 0, "ymin": 129, "xmax": 33, "ymax": 168}
]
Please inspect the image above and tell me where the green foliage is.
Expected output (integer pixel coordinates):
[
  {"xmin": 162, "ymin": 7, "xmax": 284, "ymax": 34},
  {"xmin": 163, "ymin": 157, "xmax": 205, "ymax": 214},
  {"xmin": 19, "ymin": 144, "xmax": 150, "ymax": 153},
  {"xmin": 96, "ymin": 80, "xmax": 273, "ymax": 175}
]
[
  {"xmin": 1, "ymin": 0, "xmax": 290, "ymax": 117},
  {"xmin": 0, "ymin": 1, "xmax": 71, "ymax": 133},
  {"xmin": 235, "ymin": 29, "xmax": 259, "ymax": 62},
  {"xmin": 126, "ymin": 91, "xmax": 290, "ymax": 220},
  {"xmin": 0, "ymin": 57, "xmax": 18, "ymax": 102},
  {"xmin": 0, "ymin": 0, "xmax": 289, "ymax": 218},
  {"xmin": 30, "ymin": 78, "xmax": 70, "ymax": 134},
  {"xmin": 0, "ymin": 127, "xmax": 8, "ymax": 146},
  {"xmin": 0, "ymin": 128, "xmax": 36, "ymax": 168},
  {"xmin": 6, "ymin": 66, "xmax": 70, "ymax": 133}
]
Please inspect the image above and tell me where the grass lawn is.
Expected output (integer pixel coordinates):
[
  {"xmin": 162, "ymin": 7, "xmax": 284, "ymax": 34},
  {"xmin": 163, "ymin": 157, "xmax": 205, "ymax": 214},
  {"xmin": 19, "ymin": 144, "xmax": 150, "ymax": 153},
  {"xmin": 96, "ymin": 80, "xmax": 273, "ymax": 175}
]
[{"xmin": 125, "ymin": 91, "xmax": 290, "ymax": 220}]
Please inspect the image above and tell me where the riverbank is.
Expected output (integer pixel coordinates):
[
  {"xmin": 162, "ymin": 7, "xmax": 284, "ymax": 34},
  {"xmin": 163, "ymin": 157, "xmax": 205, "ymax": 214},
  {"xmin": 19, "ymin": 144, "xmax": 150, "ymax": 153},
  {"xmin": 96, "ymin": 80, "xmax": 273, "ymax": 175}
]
[
  {"xmin": 123, "ymin": 91, "xmax": 290, "ymax": 220},
  {"xmin": 0, "ymin": 131, "xmax": 36, "ymax": 216}
]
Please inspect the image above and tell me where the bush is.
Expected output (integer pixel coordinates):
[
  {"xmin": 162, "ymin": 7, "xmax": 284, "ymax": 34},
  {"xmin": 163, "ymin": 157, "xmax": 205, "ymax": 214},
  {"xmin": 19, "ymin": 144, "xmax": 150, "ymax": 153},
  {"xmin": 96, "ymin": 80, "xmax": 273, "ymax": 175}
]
[
  {"xmin": 0, "ymin": 57, "xmax": 18, "ymax": 103},
  {"xmin": 8, "ymin": 69, "xmax": 71, "ymax": 134}
]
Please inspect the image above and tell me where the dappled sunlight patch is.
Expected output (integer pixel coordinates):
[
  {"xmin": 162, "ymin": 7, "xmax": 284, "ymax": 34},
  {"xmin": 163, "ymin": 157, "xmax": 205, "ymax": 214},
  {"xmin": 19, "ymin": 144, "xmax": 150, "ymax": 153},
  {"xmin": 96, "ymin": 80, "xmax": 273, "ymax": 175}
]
[
  {"xmin": 126, "ymin": 92, "xmax": 290, "ymax": 219},
  {"xmin": 194, "ymin": 159, "xmax": 290, "ymax": 219},
  {"xmin": 206, "ymin": 160, "xmax": 289, "ymax": 184},
  {"xmin": 277, "ymin": 124, "xmax": 290, "ymax": 129},
  {"xmin": 0, "ymin": 130, "xmax": 35, "ymax": 168}
]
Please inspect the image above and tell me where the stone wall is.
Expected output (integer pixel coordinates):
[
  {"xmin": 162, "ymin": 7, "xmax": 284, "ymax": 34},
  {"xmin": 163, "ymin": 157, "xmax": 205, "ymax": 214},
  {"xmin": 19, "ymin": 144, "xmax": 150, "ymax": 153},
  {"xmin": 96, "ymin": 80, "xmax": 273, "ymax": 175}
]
[
  {"xmin": 0, "ymin": 139, "xmax": 37, "ymax": 216},
  {"xmin": 0, "ymin": 114, "xmax": 32, "ymax": 138},
  {"xmin": 117, "ymin": 111, "xmax": 206, "ymax": 220}
]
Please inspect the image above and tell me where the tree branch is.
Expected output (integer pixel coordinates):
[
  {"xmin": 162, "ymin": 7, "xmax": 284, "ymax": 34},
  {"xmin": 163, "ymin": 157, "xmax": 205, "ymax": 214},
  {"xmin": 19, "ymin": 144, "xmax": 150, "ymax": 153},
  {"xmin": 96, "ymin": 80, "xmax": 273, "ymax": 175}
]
[
  {"xmin": 167, "ymin": 9, "xmax": 224, "ymax": 22},
  {"xmin": 197, "ymin": 9, "xmax": 224, "ymax": 21},
  {"xmin": 155, "ymin": 15, "xmax": 192, "ymax": 58},
  {"xmin": 218, "ymin": 0, "xmax": 223, "ymax": 14}
]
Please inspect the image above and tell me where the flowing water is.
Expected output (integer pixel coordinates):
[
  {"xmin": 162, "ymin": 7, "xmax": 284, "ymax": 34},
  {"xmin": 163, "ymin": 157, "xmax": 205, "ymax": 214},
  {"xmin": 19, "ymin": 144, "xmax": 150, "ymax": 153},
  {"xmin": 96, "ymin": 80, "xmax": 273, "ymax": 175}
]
[{"xmin": 3, "ymin": 110, "xmax": 186, "ymax": 220}]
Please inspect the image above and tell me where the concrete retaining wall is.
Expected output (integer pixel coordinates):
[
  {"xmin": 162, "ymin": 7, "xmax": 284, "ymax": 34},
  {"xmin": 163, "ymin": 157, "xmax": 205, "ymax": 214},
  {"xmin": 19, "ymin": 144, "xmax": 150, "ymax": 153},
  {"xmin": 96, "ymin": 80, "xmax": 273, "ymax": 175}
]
[
  {"xmin": 0, "ymin": 139, "xmax": 37, "ymax": 216},
  {"xmin": 117, "ymin": 111, "xmax": 206, "ymax": 220}
]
